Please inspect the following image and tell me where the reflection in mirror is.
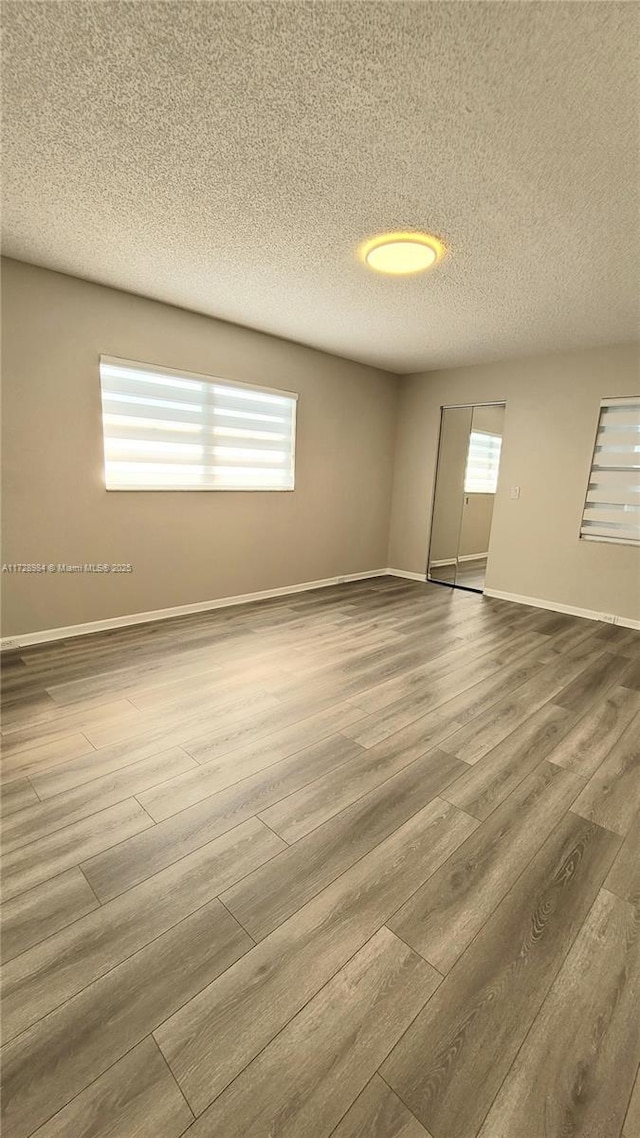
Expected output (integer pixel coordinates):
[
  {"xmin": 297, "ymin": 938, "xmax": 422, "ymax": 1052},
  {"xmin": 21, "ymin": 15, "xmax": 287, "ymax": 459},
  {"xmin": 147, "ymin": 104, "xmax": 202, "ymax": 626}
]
[
  {"xmin": 428, "ymin": 402, "xmax": 505, "ymax": 592},
  {"xmin": 457, "ymin": 404, "xmax": 505, "ymax": 590},
  {"xmin": 428, "ymin": 406, "xmax": 473, "ymax": 586}
]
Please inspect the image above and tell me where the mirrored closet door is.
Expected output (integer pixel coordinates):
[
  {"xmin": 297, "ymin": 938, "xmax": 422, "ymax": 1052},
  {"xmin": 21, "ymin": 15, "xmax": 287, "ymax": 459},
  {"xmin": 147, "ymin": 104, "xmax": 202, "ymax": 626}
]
[{"xmin": 427, "ymin": 402, "xmax": 505, "ymax": 593}]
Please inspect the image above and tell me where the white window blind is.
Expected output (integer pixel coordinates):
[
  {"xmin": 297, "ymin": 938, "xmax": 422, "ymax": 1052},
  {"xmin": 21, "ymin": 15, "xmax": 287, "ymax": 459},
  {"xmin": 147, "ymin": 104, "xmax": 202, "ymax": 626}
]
[
  {"xmin": 464, "ymin": 430, "xmax": 502, "ymax": 494},
  {"xmin": 99, "ymin": 357, "xmax": 297, "ymax": 491},
  {"xmin": 580, "ymin": 396, "xmax": 640, "ymax": 545}
]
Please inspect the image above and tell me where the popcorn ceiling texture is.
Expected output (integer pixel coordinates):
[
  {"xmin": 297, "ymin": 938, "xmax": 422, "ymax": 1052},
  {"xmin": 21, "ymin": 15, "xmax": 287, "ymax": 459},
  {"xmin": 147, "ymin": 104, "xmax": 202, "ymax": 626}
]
[{"xmin": 2, "ymin": 0, "xmax": 638, "ymax": 373}]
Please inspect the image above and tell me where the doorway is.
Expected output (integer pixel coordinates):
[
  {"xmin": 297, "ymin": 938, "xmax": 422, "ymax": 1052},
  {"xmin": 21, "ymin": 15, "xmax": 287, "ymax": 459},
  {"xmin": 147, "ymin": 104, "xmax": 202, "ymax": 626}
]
[{"xmin": 427, "ymin": 402, "xmax": 505, "ymax": 593}]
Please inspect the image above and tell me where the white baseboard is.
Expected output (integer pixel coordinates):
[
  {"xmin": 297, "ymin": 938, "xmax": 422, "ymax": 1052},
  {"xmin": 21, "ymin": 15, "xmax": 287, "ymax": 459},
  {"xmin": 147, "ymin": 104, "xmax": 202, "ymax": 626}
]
[
  {"xmin": 4, "ymin": 571, "xmax": 636, "ymax": 650},
  {"xmin": 483, "ymin": 588, "xmax": 640, "ymax": 630},
  {"xmin": 427, "ymin": 554, "xmax": 487, "ymax": 568},
  {"xmin": 0, "ymin": 569, "xmax": 389, "ymax": 650},
  {"xmin": 386, "ymin": 567, "xmax": 426, "ymax": 582}
]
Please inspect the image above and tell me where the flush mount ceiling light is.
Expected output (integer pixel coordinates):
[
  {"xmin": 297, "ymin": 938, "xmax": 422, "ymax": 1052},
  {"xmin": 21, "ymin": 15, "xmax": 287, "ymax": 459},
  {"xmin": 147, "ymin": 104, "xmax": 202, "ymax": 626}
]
[{"xmin": 360, "ymin": 231, "xmax": 446, "ymax": 275}]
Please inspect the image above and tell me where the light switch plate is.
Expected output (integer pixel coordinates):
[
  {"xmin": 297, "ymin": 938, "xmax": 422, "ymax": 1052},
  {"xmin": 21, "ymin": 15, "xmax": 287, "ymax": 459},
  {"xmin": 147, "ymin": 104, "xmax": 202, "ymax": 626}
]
[{"xmin": 509, "ymin": 486, "xmax": 520, "ymax": 499}]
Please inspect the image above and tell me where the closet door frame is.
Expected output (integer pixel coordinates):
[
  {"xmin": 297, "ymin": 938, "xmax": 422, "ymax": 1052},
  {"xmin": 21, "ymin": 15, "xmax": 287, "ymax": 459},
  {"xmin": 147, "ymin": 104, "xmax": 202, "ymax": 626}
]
[{"xmin": 426, "ymin": 400, "xmax": 506, "ymax": 594}]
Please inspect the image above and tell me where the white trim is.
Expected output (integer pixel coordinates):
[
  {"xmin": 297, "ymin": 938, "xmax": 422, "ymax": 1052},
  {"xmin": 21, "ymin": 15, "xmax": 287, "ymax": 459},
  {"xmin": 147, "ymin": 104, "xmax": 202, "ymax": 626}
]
[
  {"xmin": 428, "ymin": 554, "xmax": 487, "ymax": 568},
  {"xmin": 5, "ymin": 572, "xmax": 635, "ymax": 650},
  {"xmin": 386, "ymin": 568, "xmax": 427, "ymax": 582},
  {"xmin": 483, "ymin": 587, "xmax": 639, "ymax": 630},
  {"xmin": 0, "ymin": 569, "xmax": 388, "ymax": 650}
]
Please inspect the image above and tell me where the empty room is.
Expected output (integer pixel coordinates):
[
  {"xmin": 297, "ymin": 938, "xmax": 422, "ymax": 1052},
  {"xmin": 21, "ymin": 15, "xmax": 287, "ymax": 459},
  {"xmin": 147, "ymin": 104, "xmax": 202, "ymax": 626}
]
[{"xmin": 1, "ymin": 2, "xmax": 639, "ymax": 1137}]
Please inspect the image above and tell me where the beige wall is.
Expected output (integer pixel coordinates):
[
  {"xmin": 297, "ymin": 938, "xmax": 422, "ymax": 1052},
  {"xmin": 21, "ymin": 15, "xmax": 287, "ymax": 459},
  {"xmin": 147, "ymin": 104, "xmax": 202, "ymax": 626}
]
[
  {"xmin": 389, "ymin": 343, "xmax": 640, "ymax": 621},
  {"xmin": 1, "ymin": 259, "xmax": 399, "ymax": 636},
  {"xmin": 3, "ymin": 260, "xmax": 638, "ymax": 637}
]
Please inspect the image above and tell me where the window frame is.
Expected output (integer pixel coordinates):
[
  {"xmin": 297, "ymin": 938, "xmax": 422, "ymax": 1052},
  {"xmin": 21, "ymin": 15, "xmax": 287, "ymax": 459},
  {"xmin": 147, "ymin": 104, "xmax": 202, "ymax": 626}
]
[
  {"xmin": 579, "ymin": 394, "xmax": 640, "ymax": 547},
  {"xmin": 99, "ymin": 355, "xmax": 298, "ymax": 492}
]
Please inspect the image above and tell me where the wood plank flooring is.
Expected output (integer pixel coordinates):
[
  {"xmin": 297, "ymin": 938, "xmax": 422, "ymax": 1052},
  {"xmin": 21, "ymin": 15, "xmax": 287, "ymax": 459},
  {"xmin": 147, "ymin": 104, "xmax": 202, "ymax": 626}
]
[{"xmin": 1, "ymin": 576, "xmax": 639, "ymax": 1138}]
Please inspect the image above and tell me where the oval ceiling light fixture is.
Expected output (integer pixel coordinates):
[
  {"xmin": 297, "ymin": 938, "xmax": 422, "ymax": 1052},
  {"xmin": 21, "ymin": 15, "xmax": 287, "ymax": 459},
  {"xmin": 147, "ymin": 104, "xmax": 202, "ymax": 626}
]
[{"xmin": 360, "ymin": 231, "xmax": 446, "ymax": 275}]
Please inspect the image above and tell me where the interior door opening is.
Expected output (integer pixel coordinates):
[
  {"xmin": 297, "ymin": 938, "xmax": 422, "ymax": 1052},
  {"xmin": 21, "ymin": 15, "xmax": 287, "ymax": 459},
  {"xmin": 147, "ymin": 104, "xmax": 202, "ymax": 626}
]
[{"xmin": 427, "ymin": 402, "xmax": 506, "ymax": 594}]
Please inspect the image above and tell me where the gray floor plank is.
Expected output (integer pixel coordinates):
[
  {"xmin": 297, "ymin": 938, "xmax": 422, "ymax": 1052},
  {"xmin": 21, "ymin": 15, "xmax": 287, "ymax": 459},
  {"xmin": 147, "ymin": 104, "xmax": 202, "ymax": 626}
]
[
  {"xmin": 349, "ymin": 629, "xmax": 546, "ymax": 719},
  {"xmin": 1, "ymin": 799, "xmax": 154, "ymax": 901},
  {"xmin": 438, "ymin": 651, "xmax": 600, "ymax": 764},
  {"xmin": 621, "ymin": 656, "xmax": 640, "ymax": 690},
  {"xmin": 2, "ymin": 817, "xmax": 282, "ymax": 1040},
  {"xmin": 442, "ymin": 702, "xmax": 576, "ymax": 820},
  {"xmin": 26, "ymin": 692, "xmax": 302, "ymax": 800},
  {"xmin": 82, "ymin": 734, "xmax": 363, "ymax": 901},
  {"xmin": 1, "ymin": 699, "xmax": 142, "ymax": 758},
  {"xmin": 331, "ymin": 1075, "xmax": 433, "ymax": 1138},
  {"xmin": 260, "ymin": 732, "xmax": 462, "ymax": 844},
  {"xmin": 571, "ymin": 713, "xmax": 640, "ymax": 836},
  {"xmin": 477, "ymin": 888, "xmax": 640, "ymax": 1138},
  {"xmin": 380, "ymin": 813, "xmax": 620, "ymax": 1138},
  {"xmin": 546, "ymin": 684, "xmax": 640, "ymax": 777},
  {"xmin": 339, "ymin": 698, "xmax": 464, "ymax": 752},
  {"xmin": 388, "ymin": 761, "xmax": 585, "ymax": 973},
  {"xmin": 552, "ymin": 650, "xmax": 632, "ymax": 713},
  {"xmin": 84, "ymin": 690, "xmax": 280, "ymax": 750},
  {"xmin": 183, "ymin": 690, "xmax": 383, "ymax": 764},
  {"xmin": 138, "ymin": 719, "xmax": 364, "ymax": 821},
  {"xmin": 28, "ymin": 1037, "xmax": 193, "ymax": 1138},
  {"xmin": 420, "ymin": 647, "xmax": 546, "ymax": 727},
  {"xmin": 0, "ymin": 868, "xmax": 99, "ymax": 964},
  {"xmin": 1, "ymin": 733, "xmax": 94, "ymax": 784},
  {"xmin": 605, "ymin": 813, "xmax": 640, "ymax": 904},
  {"xmin": 0, "ymin": 779, "xmax": 39, "ymax": 817},
  {"xmin": 1, "ymin": 747, "xmax": 196, "ymax": 853},
  {"xmin": 221, "ymin": 749, "xmax": 467, "ymax": 939},
  {"xmin": 154, "ymin": 798, "xmax": 477, "ymax": 1116},
  {"xmin": 171, "ymin": 927, "xmax": 440, "ymax": 1138},
  {"xmin": 0, "ymin": 900, "xmax": 250, "ymax": 1138}
]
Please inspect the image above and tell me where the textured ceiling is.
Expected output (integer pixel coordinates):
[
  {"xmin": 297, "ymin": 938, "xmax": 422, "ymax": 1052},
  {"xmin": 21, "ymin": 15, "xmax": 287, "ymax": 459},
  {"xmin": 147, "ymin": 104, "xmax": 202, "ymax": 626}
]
[{"xmin": 2, "ymin": 1, "xmax": 639, "ymax": 373}]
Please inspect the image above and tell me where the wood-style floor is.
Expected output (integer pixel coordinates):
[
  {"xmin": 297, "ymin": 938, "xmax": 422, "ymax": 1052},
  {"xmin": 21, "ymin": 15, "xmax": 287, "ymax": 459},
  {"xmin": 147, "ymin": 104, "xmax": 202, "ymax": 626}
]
[{"xmin": 1, "ymin": 576, "xmax": 639, "ymax": 1138}]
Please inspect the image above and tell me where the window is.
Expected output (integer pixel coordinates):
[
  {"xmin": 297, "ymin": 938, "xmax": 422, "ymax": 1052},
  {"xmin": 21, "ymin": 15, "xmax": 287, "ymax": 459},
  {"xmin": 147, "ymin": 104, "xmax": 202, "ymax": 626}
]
[
  {"xmin": 464, "ymin": 430, "xmax": 502, "ymax": 494},
  {"xmin": 580, "ymin": 396, "xmax": 640, "ymax": 546},
  {"xmin": 99, "ymin": 357, "xmax": 297, "ymax": 491}
]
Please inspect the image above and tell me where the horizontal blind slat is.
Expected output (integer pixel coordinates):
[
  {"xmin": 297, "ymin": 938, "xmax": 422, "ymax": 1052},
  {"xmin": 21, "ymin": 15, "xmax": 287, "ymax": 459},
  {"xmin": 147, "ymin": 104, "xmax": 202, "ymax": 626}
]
[
  {"xmin": 597, "ymin": 428, "xmax": 640, "ymax": 446},
  {"xmin": 581, "ymin": 396, "xmax": 640, "ymax": 544},
  {"xmin": 101, "ymin": 376, "xmax": 208, "ymax": 406},
  {"xmin": 586, "ymin": 488, "xmax": 640, "ymax": 506},
  {"xmin": 593, "ymin": 454, "xmax": 640, "ymax": 469},
  {"xmin": 100, "ymin": 358, "xmax": 296, "ymax": 491},
  {"xmin": 587, "ymin": 469, "xmax": 640, "ymax": 492},
  {"xmin": 582, "ymin": 504, "xmax": 640, "ymax": 522},
  {"xmin": 464, "ymin": 429, "xmax": 501, "ymax": 494},
  {"xmin": 103, "ymin": 423, "xmax": 289, "ymax": 447},
  {"xmin": 105, "ymin": 451, "xmax": 290, "ymax": 469},
  {"xmin": 105, "ymin": 435, "xmax": 289, "ymax": 456},
  {"xmin": 580, "ymin": 521, "xmax": 640, "ymax": 542}
]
